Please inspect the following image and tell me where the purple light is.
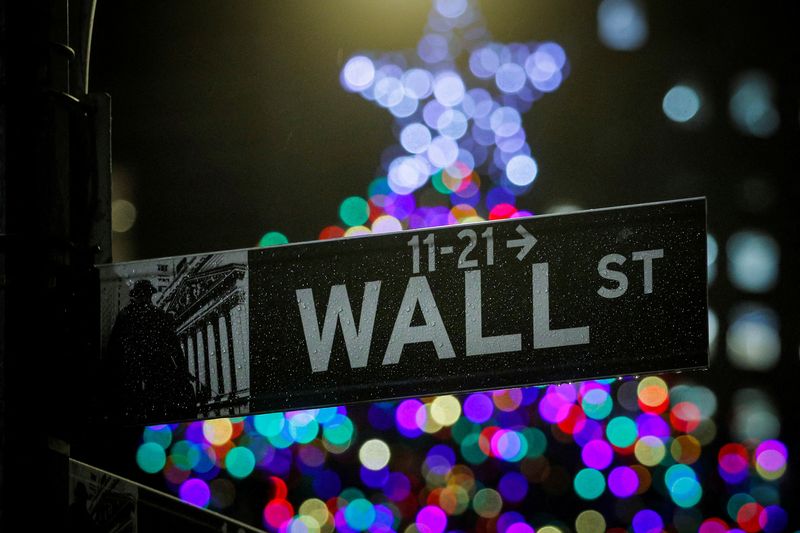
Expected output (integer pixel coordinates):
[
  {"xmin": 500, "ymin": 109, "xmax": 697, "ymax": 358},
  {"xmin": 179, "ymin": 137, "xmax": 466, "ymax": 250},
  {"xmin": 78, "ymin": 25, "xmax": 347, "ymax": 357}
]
[
  {"xmin": 360, "ymin": 465, "xmax": 389, "ymax": 489},
  {"xmin": 311, "ymin": 468, "xmax": 341, "ymax": 499},
  {"xmin": 185, "ymin": 421, "xmax": 205, "ymax": 443},
  {"xmin": 506, "ymin": 524, "xmax": 535, "ymax": 533},
  {"xmin": 428, "ymin": 444, "xmax": 457, "ymax": 466},
  {"xmin": 498, "ymin": 472, "xmax": 528, "ymax": 503},
  {"xmin": 418, "ymin": 33, "xmax": 450, "ymax": 64},
  {"xmin": 581, "ymin": 439, "xmax": 614, "ymax": 470},
  {"xmin": 760, "ymin": 505, "xmax": 788, "ymax": 533},
  {"xmin": 179, "ymin": 478, "xmax": 210, "ymax": 508},
  {"xmin": 383, "ymin": 193, "xmax": 416, "ymax": 220},
  {"xmin": 497, "ymin": 512, "xmax": 526, "ymax": 533},
  {"xmin": 495, "ymin": 63, "xmax": 527, "ymax": 93},
  {"xmin": 469, "ymin": 46, "xmax": 500, "ymax": 79},
  {"xmin": 403, "ymin": 68, "xmax": 433, "ymax": 99},
  {"xmin": 632, "ymin": 509, "xmax": 664, "ymax": 533},
  {"xmin": 636, "ymin": 413, "xmax": 671, "ymax": 440},
  {"xmin": 367, "ymin": 404, "xmax": 396, "ymax": 431},
  {"xmin": 485, "ymin": 187, "xmax": 515, "ymax": 210},
  {"xmin": 608, "ymin": 466, "xmax": 639, "ymax": 498},
  {"xmin": 396, "ymin": 399, "xmax": 424, "ymax": 433},
  {"xmin": 384, "ymin": 472, "xmax": 411, "ymax": 501},
  {"xmin": 573, "ymin": 419, "xmax": 604, "ymax": 447},
  {"xmin": 416, "ymin": 505, "xmax": 447, "ymax": 533},
  {"xmin": 491, "ymin": 429, "xmax": 523, "ymax": 460}
]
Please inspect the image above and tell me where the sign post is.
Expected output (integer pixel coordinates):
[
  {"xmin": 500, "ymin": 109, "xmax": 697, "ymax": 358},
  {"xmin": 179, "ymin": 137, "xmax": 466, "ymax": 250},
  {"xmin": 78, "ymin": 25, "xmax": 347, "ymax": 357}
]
[{"xmin": 97, "ymin": 197, "xmax": 707, "ymax": 425}]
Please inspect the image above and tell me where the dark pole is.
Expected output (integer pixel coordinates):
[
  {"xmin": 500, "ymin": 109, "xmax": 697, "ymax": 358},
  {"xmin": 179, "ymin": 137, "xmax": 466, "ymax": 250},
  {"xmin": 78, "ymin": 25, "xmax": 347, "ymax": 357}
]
[{"xmin": 0, "ymin": 0, "xmax": 109, "ymax": 527}]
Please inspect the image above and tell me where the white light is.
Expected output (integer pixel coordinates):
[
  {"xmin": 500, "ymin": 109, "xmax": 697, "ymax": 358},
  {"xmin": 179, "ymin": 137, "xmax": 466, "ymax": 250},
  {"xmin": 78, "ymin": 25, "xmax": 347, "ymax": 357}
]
[
  {"xmin": 727, "ymin": 304, "xmax": 780, "ymax": 372},
  {"xmin": 402, "ymin": 68, "xmax": 433, "ymax": 99},
  {"xmin": 727, "ymin": 230, "xmax": 779, "ymax": 293},
  {"xmin": 437, "ymin": 109, "xmax": 468, "ymax": 139},
  {"xmin": 506, "ymin": 155, "xmax": 538, "ymax": 186},
  {"xmin": 389, "ymin": 95, "xmax": 418, "ymax": 118},
  {"xmin": 597, "ymin": 0, "xmax": 648, "ymax": 51},
  {"xmin": 359, "ymin": 438, "xmax": 391, "ymax": 471},
  {"xmin": 663, "ymin": 85, "xmax": 701, "ymax": 123},
  {"xmin": 489, "ymin": 106, "xmax": 521, "ymax": 137},
  {"xmin": 732, "ymin": 389, "xmax": 781, "ymax": 441},
  {"xmin": 435, "ymin": 0, "xmax": 467, "ymax": 19},
  {"xmin": 400, "ymin": 123, "xmax": 432, "ymax": 155},
  {"xmin": 342, "ymin": 56, "xmax": 375, "ymax": 92},
  {"xmin": 433, "ymin": 71, "xmax": 466, "ymax": 107},
  {"xmin": 427, "ymin": 135, "xmax": 459, "ymax": 168},
  {"xmin": 374, "ymin": 77, "xmax": 404, "ymax": 108}
]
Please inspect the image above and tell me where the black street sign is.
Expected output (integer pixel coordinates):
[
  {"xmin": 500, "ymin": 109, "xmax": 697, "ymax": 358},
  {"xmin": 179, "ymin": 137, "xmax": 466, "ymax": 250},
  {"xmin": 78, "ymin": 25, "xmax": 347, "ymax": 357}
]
[{"xmin": 97, "ymin": 197, "xmax": 707, "ymax": 425}]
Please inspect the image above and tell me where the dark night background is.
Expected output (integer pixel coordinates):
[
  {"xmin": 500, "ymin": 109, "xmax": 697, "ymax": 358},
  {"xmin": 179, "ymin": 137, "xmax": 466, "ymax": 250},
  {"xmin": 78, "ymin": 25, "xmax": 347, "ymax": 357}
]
[{"xmin": 71, "ymin": 0, "xmax": 799, "ymax": 529}]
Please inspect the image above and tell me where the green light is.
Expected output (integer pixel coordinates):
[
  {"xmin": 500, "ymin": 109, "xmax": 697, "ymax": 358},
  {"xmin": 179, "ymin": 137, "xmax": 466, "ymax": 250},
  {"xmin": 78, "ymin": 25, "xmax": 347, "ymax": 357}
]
[
  {"xmin": 574, "ymin": 468, "xmax": 606, "ymax": 500},
  {"xmin": 259, "ymin": 231, "xmax": 289, "ymax": 247},
  {"xmin": 170, "ymin": 440, "xmax": 201, "ymax": 471},
  {"xmin": 225, "ymin": 446, "xmax": 256, "ymax": 479},
  {"xmin": 143, "ymin": 425, "xmax": 173, "ymax": 449},
  {"xmin": 606, "ymin": 416, "xmax": 637, "ymax": 448},
  {"xmin": 727, "ymin": 493, "xmax": 755, "ymax": 521},
  {"xmin": 460, "ymin": 432, "xmax": 487, "ymax": 465},
  {"xmin": 344, "ymin": 498, "xmax": 376, "ymax": 530},
  {"xmin": 136, "ymin": 442, "xmax": 166, "ymax": 474},
  {"xmin": 323, "ymin": 415, "xmax": 354, "ymax": 446},
  {"xmin": 450, "ymin": 416, "xmax": 478, "ymax": 444},
  {"xmin": 253, "ymin": 412, "xmax": 285, "ymax": 438},
  {"xmin": 289, "ymin": 416, "xmax": 320, "ymax": 444},
  {"xmin": 665, "ymin": 464, "xmax": 697, "ymax": 490},
  {"xmin": 582, "ymin": 389, "xmax": 613, "ymax": 420},
  {"xmin": 670, "ymin": 477, "xmax": 702, "ymax": 508},
  {"xmin": 339, "ymin": 196, "xmax": 370, "ymax": 226},
  {"xmin": 431, "ymin": 170, "xmax": 450, "ymax": 195},
  {"xmin": 521, "ymin": 427, "xmax": 547, "ymax": 458}
]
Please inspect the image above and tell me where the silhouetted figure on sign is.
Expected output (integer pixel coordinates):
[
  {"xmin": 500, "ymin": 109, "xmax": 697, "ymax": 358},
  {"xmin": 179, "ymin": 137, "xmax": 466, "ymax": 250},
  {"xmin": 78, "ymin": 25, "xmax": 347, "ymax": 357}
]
[{"xmin": 108, "ymin": 280, "xmax": 196, "ymax": 421}]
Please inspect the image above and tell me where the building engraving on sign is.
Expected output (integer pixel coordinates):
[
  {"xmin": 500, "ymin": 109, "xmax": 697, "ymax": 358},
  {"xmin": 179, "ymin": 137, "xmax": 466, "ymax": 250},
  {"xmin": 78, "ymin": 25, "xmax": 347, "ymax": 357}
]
[{"xmin": 98, "ymin": 198, "xmax": 707, "ymax": 425}]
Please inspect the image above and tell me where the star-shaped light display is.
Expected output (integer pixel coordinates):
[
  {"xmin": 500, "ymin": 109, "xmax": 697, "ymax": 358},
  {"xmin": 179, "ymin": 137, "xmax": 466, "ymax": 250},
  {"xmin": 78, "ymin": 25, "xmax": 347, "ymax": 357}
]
[{"xmin": 333, "ymin": 0, "xmax": 568, "ymax": 234}]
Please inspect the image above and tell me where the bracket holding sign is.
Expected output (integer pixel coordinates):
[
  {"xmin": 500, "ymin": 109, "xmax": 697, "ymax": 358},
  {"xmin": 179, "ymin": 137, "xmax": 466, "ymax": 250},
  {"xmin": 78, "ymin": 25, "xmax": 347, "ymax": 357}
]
[{"xmin": 96, "ymin": 197, "xmax": 707, "ymax": 426}]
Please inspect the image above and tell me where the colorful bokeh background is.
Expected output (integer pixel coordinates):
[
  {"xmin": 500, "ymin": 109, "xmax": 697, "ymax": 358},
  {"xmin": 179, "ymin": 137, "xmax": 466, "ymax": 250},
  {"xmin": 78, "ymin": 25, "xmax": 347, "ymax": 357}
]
[{"xmin": 85, "ymin": 0, "xmax": 796, "ymax": 531}]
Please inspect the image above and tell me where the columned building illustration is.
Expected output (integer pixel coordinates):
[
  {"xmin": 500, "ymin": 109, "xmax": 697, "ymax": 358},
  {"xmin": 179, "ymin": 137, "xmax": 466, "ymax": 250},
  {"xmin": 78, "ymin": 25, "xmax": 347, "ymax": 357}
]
[{"xmin": 157, "ymin": 254, "xmax": 250, "ymax": 417}]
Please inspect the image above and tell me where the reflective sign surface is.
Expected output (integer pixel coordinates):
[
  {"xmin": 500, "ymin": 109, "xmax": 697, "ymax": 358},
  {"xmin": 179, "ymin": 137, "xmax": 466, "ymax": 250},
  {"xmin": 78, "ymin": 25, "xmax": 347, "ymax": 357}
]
[{"xmin": 98, "ymin": 198, "xmax": 707, "ymax": 425}]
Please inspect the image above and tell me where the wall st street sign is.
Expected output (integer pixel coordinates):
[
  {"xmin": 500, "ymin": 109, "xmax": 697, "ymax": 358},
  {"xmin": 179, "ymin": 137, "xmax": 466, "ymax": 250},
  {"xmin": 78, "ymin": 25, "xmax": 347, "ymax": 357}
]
[{"xmin": 97, "ymin": 198, "xmax": 707, "ymax": 425}]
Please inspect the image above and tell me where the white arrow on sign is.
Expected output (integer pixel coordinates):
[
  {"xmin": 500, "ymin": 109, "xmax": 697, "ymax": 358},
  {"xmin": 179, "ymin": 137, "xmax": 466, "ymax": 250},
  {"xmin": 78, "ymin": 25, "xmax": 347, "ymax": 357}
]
[{"xmin": 506, "ymin": 224, "xmax": 538, "ymax": 261}]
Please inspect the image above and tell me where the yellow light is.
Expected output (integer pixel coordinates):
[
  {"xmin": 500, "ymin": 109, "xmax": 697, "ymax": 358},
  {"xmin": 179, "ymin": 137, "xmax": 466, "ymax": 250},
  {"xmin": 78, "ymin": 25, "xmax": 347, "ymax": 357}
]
[{"xmin": 431, "ymin": 395, "xmax": 461, "ymax": 426}]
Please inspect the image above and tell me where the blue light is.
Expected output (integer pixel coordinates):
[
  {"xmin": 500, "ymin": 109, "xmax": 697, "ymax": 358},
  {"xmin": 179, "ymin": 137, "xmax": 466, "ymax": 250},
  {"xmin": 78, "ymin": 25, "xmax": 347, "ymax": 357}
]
[
  {"xmin": 597, "ymin": 0, "xmax": 648, "ymax": 51},
  {"xmin": 663, "ymin": 85, "xmax": 701, "ymax": 123},
  {"xmin": 727, "ymin": 230, "xmax": 779, "ymax": 292},
  {"xmin": 730, "ymin": 71, "xmax": 779, "ymax": 138}
]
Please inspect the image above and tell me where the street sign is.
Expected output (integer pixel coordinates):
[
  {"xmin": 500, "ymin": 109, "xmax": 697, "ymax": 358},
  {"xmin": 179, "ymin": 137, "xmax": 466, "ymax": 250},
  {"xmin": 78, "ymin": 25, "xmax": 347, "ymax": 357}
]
[{"xmin": 97, "ymin": 197, "xmax": 707, "ymax": 425}]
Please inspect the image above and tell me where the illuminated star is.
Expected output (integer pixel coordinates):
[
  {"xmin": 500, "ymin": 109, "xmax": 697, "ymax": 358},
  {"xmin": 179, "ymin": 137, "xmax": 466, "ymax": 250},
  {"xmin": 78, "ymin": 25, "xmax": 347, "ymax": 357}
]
[{"xmin": 339, "ymin": 0, "xmax": 569, "ymax": 223}]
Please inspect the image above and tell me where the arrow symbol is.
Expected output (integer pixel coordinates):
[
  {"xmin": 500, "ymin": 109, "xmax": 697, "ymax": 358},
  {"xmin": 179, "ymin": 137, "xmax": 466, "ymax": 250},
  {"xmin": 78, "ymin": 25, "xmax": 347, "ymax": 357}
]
[{"xmin": 506, "ymin": 224, "xmax": 538, "ymax": 261}]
